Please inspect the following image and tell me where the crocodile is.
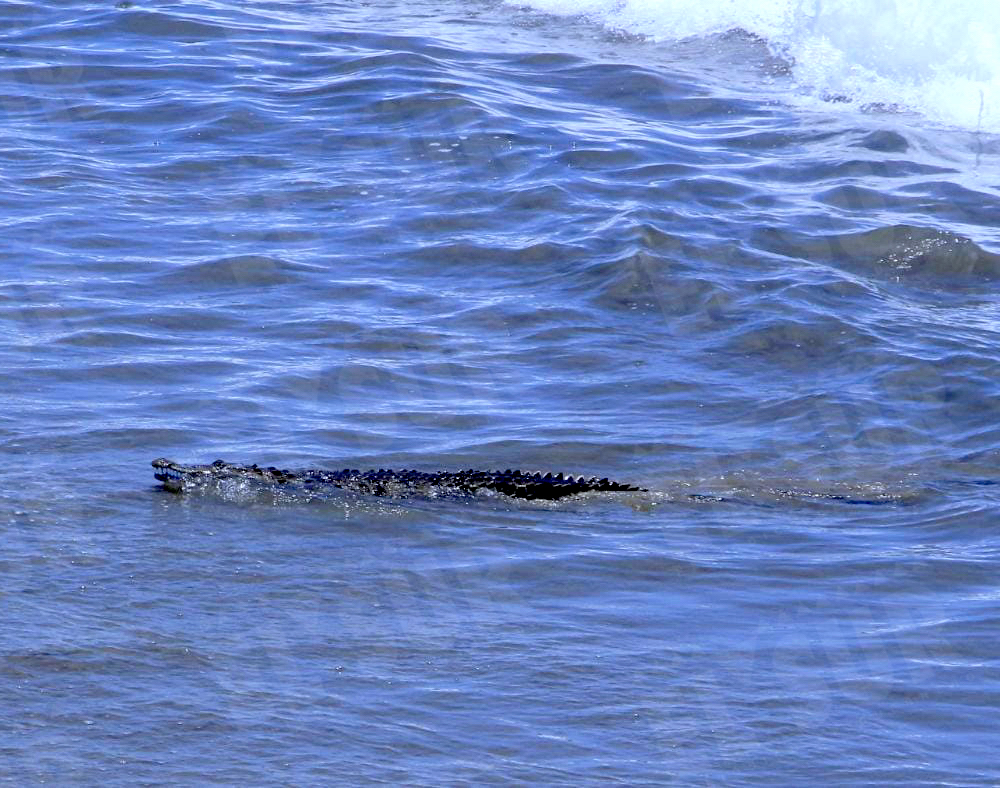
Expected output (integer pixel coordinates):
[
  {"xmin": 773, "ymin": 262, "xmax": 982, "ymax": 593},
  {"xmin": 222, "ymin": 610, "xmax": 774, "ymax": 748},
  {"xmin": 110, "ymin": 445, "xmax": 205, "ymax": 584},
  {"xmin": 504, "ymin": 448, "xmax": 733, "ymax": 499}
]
[{"xmin": 152, "ymin": 458, "xmax": 646, "ymax": 501}]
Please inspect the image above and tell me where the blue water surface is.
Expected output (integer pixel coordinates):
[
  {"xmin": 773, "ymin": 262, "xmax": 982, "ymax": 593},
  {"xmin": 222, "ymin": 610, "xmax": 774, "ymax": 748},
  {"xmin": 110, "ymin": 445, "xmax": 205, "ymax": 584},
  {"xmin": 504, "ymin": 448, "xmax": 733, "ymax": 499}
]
[{"xmin": 2, "ymin": 1, "xmax": 1000, "ymax": 783}]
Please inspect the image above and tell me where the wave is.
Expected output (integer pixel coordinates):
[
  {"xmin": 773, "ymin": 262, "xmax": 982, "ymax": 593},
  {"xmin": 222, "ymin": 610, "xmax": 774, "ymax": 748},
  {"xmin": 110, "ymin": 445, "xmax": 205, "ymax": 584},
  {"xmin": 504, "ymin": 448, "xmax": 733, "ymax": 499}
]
[{"xmin": 510, "ymin": 0, "xmax": 1000, "ymax": 132}]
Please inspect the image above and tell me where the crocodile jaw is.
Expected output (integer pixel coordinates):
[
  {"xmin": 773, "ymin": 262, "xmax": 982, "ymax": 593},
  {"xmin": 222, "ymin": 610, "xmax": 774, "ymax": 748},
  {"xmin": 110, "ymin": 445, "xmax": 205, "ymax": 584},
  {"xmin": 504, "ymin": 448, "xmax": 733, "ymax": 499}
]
[{"xmin": 151, "ymin": 458, "xmax": 220, "ymax": 492}]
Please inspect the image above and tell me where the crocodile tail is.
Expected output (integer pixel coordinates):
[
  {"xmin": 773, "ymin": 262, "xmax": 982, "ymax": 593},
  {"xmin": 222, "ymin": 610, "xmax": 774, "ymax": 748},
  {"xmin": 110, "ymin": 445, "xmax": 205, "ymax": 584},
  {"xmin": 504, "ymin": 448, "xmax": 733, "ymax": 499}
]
[{"xmin": 488, "ymin": 474, "xmax": 645, "ymax": 500}]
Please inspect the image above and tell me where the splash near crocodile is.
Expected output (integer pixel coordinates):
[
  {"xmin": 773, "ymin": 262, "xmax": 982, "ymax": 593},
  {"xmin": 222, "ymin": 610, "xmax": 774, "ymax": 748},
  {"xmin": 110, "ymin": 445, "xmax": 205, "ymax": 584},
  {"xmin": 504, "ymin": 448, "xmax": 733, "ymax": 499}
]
[{"xmin": 152, "ymin": 458, "xmax": 646, "ymax": 501}]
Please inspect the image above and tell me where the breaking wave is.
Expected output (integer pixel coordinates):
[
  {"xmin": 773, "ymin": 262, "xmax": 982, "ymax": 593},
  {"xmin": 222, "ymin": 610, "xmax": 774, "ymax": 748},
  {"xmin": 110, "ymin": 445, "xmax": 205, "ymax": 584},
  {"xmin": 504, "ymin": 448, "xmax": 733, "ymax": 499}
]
[{"xmin": 512, "ymin": 0, "xmax": 1000, "ymax": 132}]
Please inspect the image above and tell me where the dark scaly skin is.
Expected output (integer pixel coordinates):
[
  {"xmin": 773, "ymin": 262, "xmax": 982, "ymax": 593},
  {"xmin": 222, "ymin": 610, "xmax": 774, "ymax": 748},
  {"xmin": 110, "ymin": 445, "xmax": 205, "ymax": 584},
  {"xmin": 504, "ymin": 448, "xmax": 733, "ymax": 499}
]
[{"xmin": 152, "ymin": 458, "xmax": 645, "ymax": 501}]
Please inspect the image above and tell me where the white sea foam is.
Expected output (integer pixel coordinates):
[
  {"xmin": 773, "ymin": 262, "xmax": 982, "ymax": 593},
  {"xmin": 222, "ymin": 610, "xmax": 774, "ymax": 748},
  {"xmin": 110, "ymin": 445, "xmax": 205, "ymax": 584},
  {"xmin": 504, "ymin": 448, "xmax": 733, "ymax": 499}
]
[{"xmin": 511, "ymin": 0, "xmax": 1000, "ymax": 132}]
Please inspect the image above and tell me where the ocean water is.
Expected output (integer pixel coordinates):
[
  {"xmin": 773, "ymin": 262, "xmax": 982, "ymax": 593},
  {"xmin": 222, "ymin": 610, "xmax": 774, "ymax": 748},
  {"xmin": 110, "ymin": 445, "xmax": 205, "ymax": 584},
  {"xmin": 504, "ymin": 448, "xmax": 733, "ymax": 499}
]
[{"xmin": 2, "ymin": 0, "xmax": 1000, "ymax": 783}]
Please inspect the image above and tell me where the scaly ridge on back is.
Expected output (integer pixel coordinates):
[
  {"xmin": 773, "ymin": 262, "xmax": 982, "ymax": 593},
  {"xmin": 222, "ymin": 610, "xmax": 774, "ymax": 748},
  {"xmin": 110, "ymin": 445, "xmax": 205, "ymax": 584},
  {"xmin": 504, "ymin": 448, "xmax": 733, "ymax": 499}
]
[{"xmin": 151, "ymin": 458, "xmax": 644, "ymax": 501}]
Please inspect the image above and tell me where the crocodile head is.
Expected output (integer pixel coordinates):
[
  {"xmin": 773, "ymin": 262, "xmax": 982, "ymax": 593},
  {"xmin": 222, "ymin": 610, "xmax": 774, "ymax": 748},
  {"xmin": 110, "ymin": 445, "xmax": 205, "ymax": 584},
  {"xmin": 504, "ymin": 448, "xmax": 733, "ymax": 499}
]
[
  {"xmin": 152, "ymin": 458, "xmax": 219, "ymax": 491},
  {"xmin": 151, "ymin": 457, "xmax": 277, "ymax": 492}
]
